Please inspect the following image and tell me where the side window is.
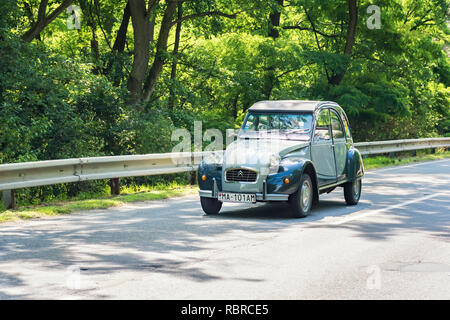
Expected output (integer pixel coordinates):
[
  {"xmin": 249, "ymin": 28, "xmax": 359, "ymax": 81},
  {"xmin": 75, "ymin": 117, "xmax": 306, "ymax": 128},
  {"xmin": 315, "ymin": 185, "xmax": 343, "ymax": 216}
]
[
  {"xmin": 330, "ymin": 110, "xmax": 344, "ymax": 139},
  {"xmin": 244, "ymin": 114, "xmax": 257, "ymax": 130},
  {"xmin": 342, "ymin": 116, "xmax": 352, "ymax": 140},
  {"xmin": 314, "ymin": 109, "xmax": 331, "ymax": 141}
]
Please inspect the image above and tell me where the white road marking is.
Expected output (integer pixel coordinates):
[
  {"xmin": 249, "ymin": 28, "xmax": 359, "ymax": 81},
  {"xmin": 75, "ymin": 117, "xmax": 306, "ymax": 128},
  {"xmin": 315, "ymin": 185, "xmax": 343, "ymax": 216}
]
[
  {"xmin": 365, "ymin": 158, "xmax": 450, "ymax": 174},
  {"xmin": 331, "ymin": 191, "xmax": 450, "ymax": 225}
]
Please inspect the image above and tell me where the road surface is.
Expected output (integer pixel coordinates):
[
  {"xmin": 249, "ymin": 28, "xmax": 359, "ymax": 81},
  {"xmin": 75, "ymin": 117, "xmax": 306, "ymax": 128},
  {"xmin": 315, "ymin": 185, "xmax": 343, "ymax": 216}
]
[{"xmin": 0, "ymin": 159, "xmax": 449, "ymax": 299}]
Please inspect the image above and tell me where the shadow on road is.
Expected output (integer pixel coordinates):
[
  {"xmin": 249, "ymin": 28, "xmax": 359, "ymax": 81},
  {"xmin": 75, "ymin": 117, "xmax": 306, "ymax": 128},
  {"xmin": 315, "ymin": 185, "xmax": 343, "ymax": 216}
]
[
  {"xmin": 305, "ymin": 168, "xmax": 450, "ymax": 242},
  {"xmin": 0, "ymin": 271, "xmax": 27, "ymax": 299},
  {"xmin": 311, "ymin": 196, "xmax": 450, "ymax": 242},
  {"xmin": 212, "ymin": 197, "xmax": 369, "ymax": 222},
  {"xmin": 0, "ymin": 161, "xmax": 448, "ymax": 298}
]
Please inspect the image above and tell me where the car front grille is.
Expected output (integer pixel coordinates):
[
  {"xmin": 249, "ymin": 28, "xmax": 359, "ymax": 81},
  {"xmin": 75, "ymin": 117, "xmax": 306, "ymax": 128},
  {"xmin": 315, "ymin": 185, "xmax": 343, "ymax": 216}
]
[{"xmin": 225, "ymin": 169, "xmax": 257, "ymax": 182}]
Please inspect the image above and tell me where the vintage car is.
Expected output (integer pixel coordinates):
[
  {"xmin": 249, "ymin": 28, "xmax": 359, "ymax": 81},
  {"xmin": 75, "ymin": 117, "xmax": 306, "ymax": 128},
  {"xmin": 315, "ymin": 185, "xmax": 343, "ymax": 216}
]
[{"xmin": 198, "ymin": 100, "xmax": 364, "ymax": 218}]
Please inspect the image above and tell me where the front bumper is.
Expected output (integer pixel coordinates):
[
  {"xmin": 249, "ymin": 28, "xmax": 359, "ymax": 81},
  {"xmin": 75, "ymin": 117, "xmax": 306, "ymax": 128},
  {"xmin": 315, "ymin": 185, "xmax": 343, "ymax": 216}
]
[
  {"xmin": 199, "ymin": 189, "xmax": 289, "ymax": 202},
  {"xmin": 198, "ymin": 162, "xmax": 294, "ymax": 202}
]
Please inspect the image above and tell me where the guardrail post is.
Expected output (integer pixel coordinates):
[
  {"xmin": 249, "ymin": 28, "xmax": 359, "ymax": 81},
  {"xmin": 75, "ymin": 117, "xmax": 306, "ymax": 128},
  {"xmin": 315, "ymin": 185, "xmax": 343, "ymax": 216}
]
[
  {"xmin": 110, "ymin": 178, "xmax": 120, "ymax": 196},
  {"xmin": 2, "ymin": 190, "xmax": 15, "ymax": 209},
  {"xmin": 189, "ymin": 171, "xmax": 196, "ymax": 185},
  {"xmin": 388, "ymin": 152, "xmax": 395, "ymax": 158}
]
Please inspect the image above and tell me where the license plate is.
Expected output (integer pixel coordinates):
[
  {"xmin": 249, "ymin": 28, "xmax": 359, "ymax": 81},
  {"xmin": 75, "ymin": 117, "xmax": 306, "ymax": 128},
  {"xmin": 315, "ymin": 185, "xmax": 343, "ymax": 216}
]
[{"xmin": 218, "ymin": 192, "xmax": 256, "ymax": 203}]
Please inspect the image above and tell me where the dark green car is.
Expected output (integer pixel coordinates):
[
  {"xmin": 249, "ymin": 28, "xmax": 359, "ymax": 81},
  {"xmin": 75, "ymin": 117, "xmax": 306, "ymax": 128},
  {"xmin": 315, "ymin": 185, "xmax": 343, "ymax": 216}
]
[{"xmin": 198, "ymin": 100, "xmax": 364, "ymax": 218}]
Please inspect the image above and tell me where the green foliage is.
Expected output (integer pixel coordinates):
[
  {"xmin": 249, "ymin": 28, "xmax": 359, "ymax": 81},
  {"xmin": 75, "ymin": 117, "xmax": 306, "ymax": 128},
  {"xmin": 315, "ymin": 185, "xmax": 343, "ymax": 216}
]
[
  {"xmin": 0, "ymin": 1, "xmax": 19, "ymax": 35},
  {"xmin": 0, "ymin": 40, "xmax": 108, "ymax": 162},
  {"xmin": 121, "ymin": 108, "xmax": 176, "ymax": 154}
]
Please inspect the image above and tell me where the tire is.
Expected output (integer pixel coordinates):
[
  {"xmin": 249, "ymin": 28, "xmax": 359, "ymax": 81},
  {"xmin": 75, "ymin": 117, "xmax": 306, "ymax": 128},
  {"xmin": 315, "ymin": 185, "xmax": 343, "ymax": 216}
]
[
  {"xmin": 289, "ymin": 173, "xmax": 314, "ymax": 218},
  {"xmin": 344, "ymin": 178, "xmax": 362, "ymax": 205},
  {"xmin": 200, "ymin": 196, "xmax": 222, "ymax": 215}
]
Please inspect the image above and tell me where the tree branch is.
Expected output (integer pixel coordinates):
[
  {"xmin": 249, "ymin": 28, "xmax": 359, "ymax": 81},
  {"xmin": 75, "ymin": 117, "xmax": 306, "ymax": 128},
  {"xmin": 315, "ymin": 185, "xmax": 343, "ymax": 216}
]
[
  {"xmin": 46, "ymin": 0, "xmax": 73, "ymax": 25},
  {"xmin": 282, "ymin": 25, "xmax": 338, "ymax": 38},
  {"xmin": 170, "ymin": 11, "xmax": 237, "ymax": 27},
  {"xmin": 328, "ymin": 0, "xmax": 357, "ymax": 86},
  {"xmin": 22, "ymin": 0, "xmax": 73, "ymax": 42},
  {"xmin": 93, "ymin": 0, "xmax": 113, "ymax": 50},
  {"xmin": 404, "ymin": 4, "xmax": 418, "ymax": 24},
  {"xmin": 37, "ymin": 0, "xmax": 49, "ymax": 22},
  {"xmin": 142, "ymin": 0, "xmax": 178, "ymax": 102},
  {"xmin": 147, "ymin": 0, "xmax": 159, "ymax": 17},
  {"xmin": 276, "ymin": 68, "xmax": 301, "ymax": 79},
  {"xmin": 23, "ymin": 1, "xmax": 36, "ymax": 24},
  {"xmin": 112, "ymin": 1, "xmax": 131, "ymax": 52},
  {"xmin": 410, "ymin": 16, "xmax": 434, "ymax": 31}
]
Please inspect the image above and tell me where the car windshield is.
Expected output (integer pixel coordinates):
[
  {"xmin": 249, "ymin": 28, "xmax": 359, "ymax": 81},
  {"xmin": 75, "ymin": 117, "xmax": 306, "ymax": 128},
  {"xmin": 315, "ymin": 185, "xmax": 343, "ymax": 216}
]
[{"xmin": 240, "ymin": 113, "xmax": 313, "ymax": 140}]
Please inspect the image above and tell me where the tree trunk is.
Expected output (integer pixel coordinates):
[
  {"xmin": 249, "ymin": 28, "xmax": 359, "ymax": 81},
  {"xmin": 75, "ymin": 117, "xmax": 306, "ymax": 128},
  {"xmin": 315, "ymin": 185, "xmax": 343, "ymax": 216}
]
[
  {"xmin": 168, "ymin": 2, "xmax": 183, "ymax": 110},
  {"xmin": 328, "ymin": 0, "xmax": 357, "ymax": 86},
  {"xmin": 264, "ymin": 0, "xmax": 283, "ymax": 100},
  {"xmin": 232, "ymin": 92, "xmax": 239, "ymax": 119},
  {"xmin": 113, "ymin": 1, "xmax": 131, "ymax": 53},
  {"xmin": 127, "ymin": 0, "xmax": 152, "ymax": 104},
  {"xmin": 22, "ymin": 0, "xmax": 73, "ymax": 42},
  {"xmin": 23, "ymin": 2, "xmax": 41, "ymax": 41},
  {"xmin": 268, "ymin": 0, "xmax": 282, "ymax": 39},
  {"xmin": 142, "ymin": 0, "xmax": 178, "ymax": 102},
  {"xmin": 91, "ymin": 28, "xmax": 99, "ymax": 59},
  {"xmin": 105, "ymin": 1, "xmax": 131, "ymax": 81}
]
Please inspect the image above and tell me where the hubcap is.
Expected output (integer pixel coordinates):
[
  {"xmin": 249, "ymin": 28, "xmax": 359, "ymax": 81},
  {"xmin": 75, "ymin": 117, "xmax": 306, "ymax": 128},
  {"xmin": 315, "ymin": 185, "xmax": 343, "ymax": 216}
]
[
  {"xmin": 353, "ymin": 179, "xmax": 361, "ymax": 199},
  {"xmin": 300, "ymin": 180, "xmax": 312, "ymax": 212}
]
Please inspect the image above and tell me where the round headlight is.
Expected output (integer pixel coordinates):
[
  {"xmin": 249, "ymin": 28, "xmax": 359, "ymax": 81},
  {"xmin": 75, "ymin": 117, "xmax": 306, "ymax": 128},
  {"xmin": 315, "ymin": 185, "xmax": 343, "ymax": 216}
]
[{"xmin": 268, "ymin": 154, "xmax": 280, "ymax": 174}]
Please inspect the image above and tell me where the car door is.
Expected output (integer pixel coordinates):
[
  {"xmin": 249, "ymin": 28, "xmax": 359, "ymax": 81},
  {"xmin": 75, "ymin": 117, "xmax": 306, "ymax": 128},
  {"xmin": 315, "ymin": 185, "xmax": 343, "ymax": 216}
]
[
  {"xmin": 330, "ymin": 109, "xmax": 347, "ymax": 181},
  {"xmin": 311, "ymin": 108, "xmax": 337, "ymax": 186}
]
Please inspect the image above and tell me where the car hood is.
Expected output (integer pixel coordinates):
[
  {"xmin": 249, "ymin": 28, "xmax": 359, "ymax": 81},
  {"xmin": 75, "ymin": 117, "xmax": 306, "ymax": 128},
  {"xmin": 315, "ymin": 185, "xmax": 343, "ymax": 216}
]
[{"xmin": 223, "ymin": 138, "xmax": 309, "ymax": 168}]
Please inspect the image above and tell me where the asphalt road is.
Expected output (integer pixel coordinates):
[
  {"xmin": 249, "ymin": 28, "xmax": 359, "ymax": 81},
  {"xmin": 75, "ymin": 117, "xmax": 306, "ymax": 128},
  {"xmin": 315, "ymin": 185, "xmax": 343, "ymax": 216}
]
[{"xmin": 1, "ymin": 159, "xmax": 449, "ymax": 299}]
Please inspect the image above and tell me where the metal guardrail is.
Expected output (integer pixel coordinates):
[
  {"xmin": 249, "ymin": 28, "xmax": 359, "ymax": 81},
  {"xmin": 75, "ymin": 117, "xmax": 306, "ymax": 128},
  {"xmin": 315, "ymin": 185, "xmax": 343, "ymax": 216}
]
[
  {"xmin": 0, "ymin": 152, "xmax": 207, "ymax": 209},
  {"xmin": 355, "ymin": 138, "xmax": 450, "ymax": 156},
  {"xmin": 1, "ymin": 138, "xmax": 449, "ymax": 209}
]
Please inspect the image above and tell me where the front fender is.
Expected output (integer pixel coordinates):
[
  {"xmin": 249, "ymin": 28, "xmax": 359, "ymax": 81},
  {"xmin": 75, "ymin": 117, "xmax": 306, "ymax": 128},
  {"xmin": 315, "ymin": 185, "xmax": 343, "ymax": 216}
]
[
  {"xmin": 346, "ymin": 146, "xmax": 364, "ymax": 181},
  {"xmin": 266, "ymin": 159, "xmax": 318, "ymax": 196},
  {"xmin": 198, "ymin": 162, "xmax": 222, "ymax": 191}
]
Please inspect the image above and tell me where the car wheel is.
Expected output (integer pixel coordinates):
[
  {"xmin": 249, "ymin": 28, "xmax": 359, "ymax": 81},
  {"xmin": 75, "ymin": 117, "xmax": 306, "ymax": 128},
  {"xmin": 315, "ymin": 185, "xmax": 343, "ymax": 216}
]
[
  {"xmin": 200, "ymin": 196, "xmax": 222, "ymax": 215},
  {"xmin": 289, "ymin": 173, "xmax": 313, "ymax": 218},
  {"xmin": 344, "ymin": 178, "xmax": 362, "ymax": 205}
]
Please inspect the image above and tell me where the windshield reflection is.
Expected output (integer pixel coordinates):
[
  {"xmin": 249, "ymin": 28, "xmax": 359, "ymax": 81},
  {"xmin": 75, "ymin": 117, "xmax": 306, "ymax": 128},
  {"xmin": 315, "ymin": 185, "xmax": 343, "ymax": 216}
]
[{"xmin": 239, "ymin": 113, "xmax": 313, "ymax": 140}]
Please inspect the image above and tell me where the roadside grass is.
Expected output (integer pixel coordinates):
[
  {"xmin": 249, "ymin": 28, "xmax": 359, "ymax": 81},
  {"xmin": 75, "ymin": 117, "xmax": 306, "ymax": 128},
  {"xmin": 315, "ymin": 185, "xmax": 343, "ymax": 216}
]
[
  {"xmin": 362, "ymin": 149, "xmax": 450, "ymax": 170},
  {"xmin": 0, "ymin": 183, "xmax": 198, "ymax": 224},
  {"xmin": 1, "ymin": 149, "xmax": 448, "ymax": 224}
]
